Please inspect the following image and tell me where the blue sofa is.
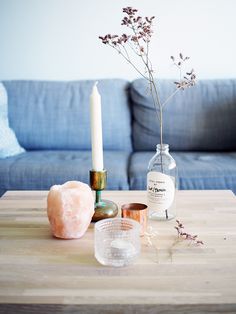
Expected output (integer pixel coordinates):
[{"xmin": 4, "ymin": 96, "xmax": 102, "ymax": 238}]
[{"xmin": 1, "ymin": 79, "xmax": 236, "ymax": 196}]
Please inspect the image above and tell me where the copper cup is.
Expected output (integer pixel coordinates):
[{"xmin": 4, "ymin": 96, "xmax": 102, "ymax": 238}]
[{"xmin": 121, "ymin": 203, "xmax": 148, "ymax": 236}]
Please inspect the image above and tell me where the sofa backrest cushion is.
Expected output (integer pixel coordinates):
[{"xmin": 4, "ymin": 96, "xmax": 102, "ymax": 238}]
[
  {"xmin": 130, "ymin": 79, "xmax": 236, "ymax": 151},
  {"xmin": 3, "ymin": 79, "xmax": 132, "ymax": 151}
]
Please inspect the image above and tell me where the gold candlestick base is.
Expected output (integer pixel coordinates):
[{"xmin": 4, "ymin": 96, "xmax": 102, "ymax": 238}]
[{"xmin": 90, "ymin": 170, "xmax": 118, "ymax": 222}]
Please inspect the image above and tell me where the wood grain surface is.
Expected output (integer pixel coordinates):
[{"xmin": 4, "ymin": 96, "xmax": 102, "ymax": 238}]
[{"xmin": 0, "ymin": 190, "xmax": 236, "ymax": 314}]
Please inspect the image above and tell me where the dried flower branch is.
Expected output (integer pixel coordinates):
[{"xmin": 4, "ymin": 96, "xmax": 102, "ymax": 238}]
[
  {"xmin": 143, "ymin": 226, "xmax": 159, "ymax": 263},
  {"xmin": 175, "ymin": 220, "xmax": 204, "ymax": 246},
  {"xmin": 143, "ymin": 221, "xmax": 203, "ymax": 264},
  {"xmin": 144, "ymin": 226, "xmax": 159, "ymax": 247},
  {"xmin": 168, "ymin": 220, "xmax": 204, "ymax": 262},
  {"xmin": 99, "ymin": 7, "xmax": 197, "ymax": 149}
]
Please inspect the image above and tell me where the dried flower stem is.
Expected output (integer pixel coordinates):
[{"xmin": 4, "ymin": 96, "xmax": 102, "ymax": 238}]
[
  {"xmin": 144, "ymin": 226, "xmax": 159, "ymax": 263},
  {"xmin": 99, "ymin": 7, "xmax": 196, "ymax": 152},
  {"xmin": 175, "ymin": 220, "xmax": 204, "ymax": 246},
  {"xmin": 144, "ymin": 220, "xmax": 203, "ymax": 264}
]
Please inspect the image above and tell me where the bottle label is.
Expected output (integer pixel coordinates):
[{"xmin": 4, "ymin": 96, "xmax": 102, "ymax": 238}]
[{"xmin": 147, "ymin": 172, "xmax": 175, "ymax": 211}]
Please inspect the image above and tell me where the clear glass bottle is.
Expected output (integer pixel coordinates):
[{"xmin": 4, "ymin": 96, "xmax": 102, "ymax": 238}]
[{"xmin": 147, "ymin": 144, "xmax": 178, "ymax": 220}]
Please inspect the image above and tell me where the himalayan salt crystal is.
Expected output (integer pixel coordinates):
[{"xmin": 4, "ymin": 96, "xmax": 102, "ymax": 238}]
[{"xmin": 47, "ymin": 181, "xmax": 94, "ymax": 239}]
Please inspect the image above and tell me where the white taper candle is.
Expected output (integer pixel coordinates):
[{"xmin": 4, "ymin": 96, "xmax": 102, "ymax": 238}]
[{"xmin": 90, "ymin": 82, "xmax": 104, "ymax": 171}]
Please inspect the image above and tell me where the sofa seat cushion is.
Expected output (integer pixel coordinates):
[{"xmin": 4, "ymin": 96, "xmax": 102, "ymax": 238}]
[
  {"xmin": 129, "ymin": 151, "xmax": 236, "ymax": 193},
  {"xmin": 0, "ymin": 150, "xmax": 130, "ymax": 195}
]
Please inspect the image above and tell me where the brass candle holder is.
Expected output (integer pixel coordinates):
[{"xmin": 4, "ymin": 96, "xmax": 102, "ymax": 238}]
[{"xmin": 90, "ymin": 169, "xmax": 118, "ymax": 222}]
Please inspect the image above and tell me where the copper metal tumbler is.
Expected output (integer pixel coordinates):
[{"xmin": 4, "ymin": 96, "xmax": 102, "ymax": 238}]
[{"xmin": 121, "ymin": 203, "xmax": 147, "ymax": 236}]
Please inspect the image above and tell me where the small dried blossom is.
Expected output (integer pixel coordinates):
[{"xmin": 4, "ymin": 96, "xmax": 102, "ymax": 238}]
[
  {"xmin": 171, "ymin": 53, "xmax": 196, "ymax": 89},
  {"xmin": 175, "ymin": 220, "xmax": 204, "ymax": 245},
  {"xmin": 143, "ymin": 226, "xmax": 159, "ymax": 264},
  {"xmin": 144, "ymin": 226, "xmax": 159, "ymax": 247},
  {"xmin": 99, "ymin": 6, "xmax": 154, "ymax": 57}
]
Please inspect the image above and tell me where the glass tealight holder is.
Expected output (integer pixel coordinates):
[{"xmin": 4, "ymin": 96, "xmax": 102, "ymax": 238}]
[{"xmin": 94, "ymin": 218, "xmax": 141, "ymax": 267}]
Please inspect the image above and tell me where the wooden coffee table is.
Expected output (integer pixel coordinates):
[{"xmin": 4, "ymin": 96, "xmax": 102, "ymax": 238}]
[{"xmin": 0, "ymin": 190, "xmax": 236, "ymax": 313}]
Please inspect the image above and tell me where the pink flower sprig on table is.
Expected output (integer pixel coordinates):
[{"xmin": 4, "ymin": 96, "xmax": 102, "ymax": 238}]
[{"xmin": 175, "ymin": 220, "xmax": 204, "ymax": 245}]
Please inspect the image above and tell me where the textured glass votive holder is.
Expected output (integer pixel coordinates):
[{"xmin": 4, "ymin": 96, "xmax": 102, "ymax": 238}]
[{"xmin": 94, "ymin": 218, "xmax": 141, "ymax": 267}]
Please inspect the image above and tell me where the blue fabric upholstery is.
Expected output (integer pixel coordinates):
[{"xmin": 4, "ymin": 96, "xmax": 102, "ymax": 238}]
[
  {"xmin": 1, "ymin": 79, "xmax": 236, "ymax": 197},
  {"xmin": 0, "ymin": 150, "xmax": 130, "ymax": 194},
  {"xmin": 3, "ymin": 80, "xmax": 132, "ymax": 151},
  {"xmin": 0, "ymin": 190, "xmax": 5, "ymax": 197},
  {"xmin": 129, "ymin": 151, "xmax": 236, "ymax": 193},
  {"xmin": 130, "ymin": 79, "xmax": 236, "ymax": 151}
]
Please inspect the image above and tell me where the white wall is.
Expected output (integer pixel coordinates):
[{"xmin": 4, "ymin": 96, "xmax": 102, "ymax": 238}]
[{"xmin": 0, "ymin": 0, "xmax": 236, "ymax": 81}]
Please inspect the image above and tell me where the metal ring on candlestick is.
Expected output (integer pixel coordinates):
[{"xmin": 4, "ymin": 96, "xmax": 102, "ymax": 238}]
[{"xmin": 90, "ymin": 169, "xmax": 118, "ymax": 222}]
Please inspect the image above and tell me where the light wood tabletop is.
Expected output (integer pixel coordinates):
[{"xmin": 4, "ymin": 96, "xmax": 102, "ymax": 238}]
[{"xmin": 0, "ymin": 190, "xmax": 236, "ymax": 314}]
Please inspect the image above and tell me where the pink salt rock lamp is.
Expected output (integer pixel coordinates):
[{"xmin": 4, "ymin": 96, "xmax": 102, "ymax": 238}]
[{"xmin": 47, "ymin": 181, "xmax": 95, "ymax": 239}]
